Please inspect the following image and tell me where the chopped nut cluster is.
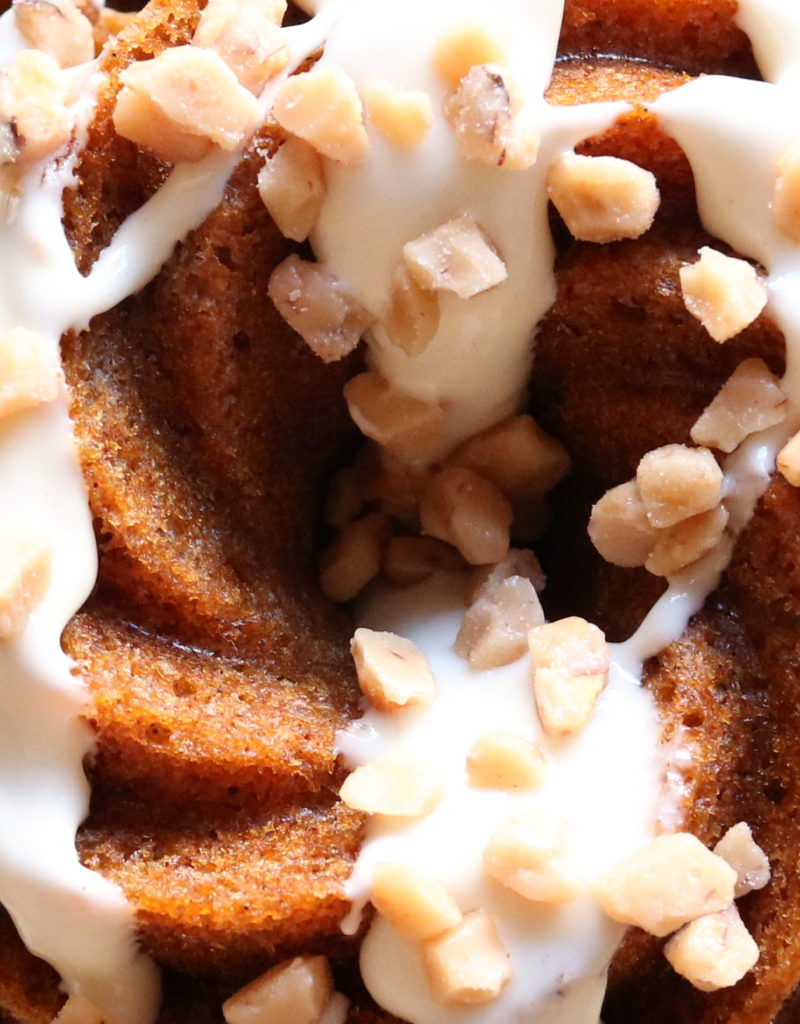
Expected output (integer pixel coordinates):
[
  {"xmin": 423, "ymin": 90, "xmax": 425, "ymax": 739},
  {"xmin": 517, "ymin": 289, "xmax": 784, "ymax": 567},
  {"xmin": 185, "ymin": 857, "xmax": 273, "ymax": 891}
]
[
  {"xmin": 0, "ymin": 49, "xmax": 73, "ymax": 168},
  {"xmin": 679, "ymin": 247, "xmax": 767, "ymax": 343},
  {"xmin": 690, "ymin": 358, "xmax": 786, "ymax": 453},
  {"xmin": 529, "ymin": 617, "xmax": 608, "ymax": 735},
  {"xmin": 273, "ymin": 65, "xmax": 368, "ymax": 166},
  {"xmin": 193, "ymin": 0, "xmax": 288, "ymax": 94},
  {"xmin": 467, "ymin": 729, "xmax": 546, "ymax": 790},
  {"xmin": 339, "ymin": 755, "xmax": 442, "ymax": 817},
  {"xmin": 0, "ymin": 527, "xmax": 51, "ymax": 640},
  {"xmin": 419, "ymin": 466, "xmax": 512, "ymax": 565},
  {"xmin": 484, "ymin": 811, "xmax": 581, "ymax": 904},
  {"xmin": 365, "ymin": 81, "xmax": 434, "ymax": 149},
  {"xmin": 0, "ymin": 327, "xmax": 61, "ymax": 419},
  {"xmin": 258, "ymin": 137, "xmax": 325, "ymax": 242},
  {"xmin": 403, "ymin": 216, "xmax": 507, "ymax": 299},
  {"xmin": 351, "ymin": 627, "xmax": 435, "ymax": 712},
  {"xmin": 371, "ymin": 862, "xmax": 461, "ymax": 940},
  {"xmin": 422, "ymin": 910, "xmax": 511, "ymax": 1005},
  {"xmin": 664, "ymin": 906, "xmax": 759, "ymax": 993},
  {"xmin": 13, "ymin": 0, "xmax": 94, "ymax": 69},
  {"xmin": 222, "ymin": 956, "xmax": 339, "ymax": 1024},
  {"xmin": 714, "ymin": 822, "xmax": 771, "ymax": 898}
]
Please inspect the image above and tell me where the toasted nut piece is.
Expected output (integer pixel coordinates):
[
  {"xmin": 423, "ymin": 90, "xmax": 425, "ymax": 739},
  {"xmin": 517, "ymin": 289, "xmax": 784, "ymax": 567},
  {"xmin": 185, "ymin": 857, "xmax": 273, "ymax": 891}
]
[
  {"xmin": 340, "ymin": 755, "xmax": 443, "ymax": 817},
  {"xmin": 773, "ymin": 144, "xmax": 800, "ymax": 243},
  {"xmin": 365, "ymin": 81, "xmax": 433, "ymax": 149},
  {"xmin": 0, "ymin": 327, "xmax": 60, "ymax": 419},
  {"xmin": 690, "ymin": 358, "xmax": 786, "ymax": 453},
  {"xmin": 358, "ymin": 446, "xmax": 432, "ymax": 526},
  {"xmin": 403, "ymin": 216, "xmax": 507, "ymax": 299},
  {"xmin": 222, "ymin": 956, "xmax": 333, "ymax": 1024},
  {"xmin": 343, "ymin": 371, "xmax": 446, "ymax": 463},
  {"xmin": 645, "ymin": 505, "xmax": 729, "ymax": 578},
  {"xmin": 269, "ymin": 255, "xmax": 374, "ymax": 362},
  {"xmin": 258, "ymin": 137, "xmax": 325, "ymax": 242},
  {"xmin": 680, "ymin": 247, "xmax": 767, "ymax": 343},
  {"xmin": 664, "ymin": 906, "xmax": 759, "ymax": 992},
  {"xmin": 588, "ymin": 480, "xmax": 659, "ymax": 568},
  {"xmin": 468, "ymin": 548, "xmax": 546, "ymax": 603},
  {"xmin": 547, "ymin": 154, "xmax": 659, "ymax": 243},
  {"xmin": 194, "ymin": 0, "xmax": 288, "ymax": 93},
  {"xmin": 594, "ymin": 833, "xmax": 737, "ymax": 937},
  {"xmin": 467, "ymin": 730, "xmax": 546, "ymax": 790},
  {"xmin": 420, "ymin": 467, "xmax": 512, "ymax": 565},
  {"xmin": 372, "ymin": 862, "xmax": 462, "ymax": 941},
  {"xmin": 484, "ymin": 812, "xmax": 581, "ymax": 904},
  {"xmin": 529, "ymin": 617, "xmax": 608, "ymax": 736},
  {"xmin": 433, "ymin": 23, "xmax": 507, "ymax": 86},
  {"xmin": 0, "ymin": 49, "xmax": 71, "ymax": 167},
  {"xmin": 13, "ymin": 0, "xmax": 94, "ymax": 68},
  {"xmin": 53, "ymin": 997, "xmax": 108, "ymax": 1024},
  {"xmin": 113, "ymin": 87, "xmax": 214, "ymax": 164},
  {"xmin": 273, "ymin": 65, "xmax": 368, "ymax": 166},
  {"xmin": 777, "ymin": 429, "xmax": 800, "ymax": 487},
  {"xmin": 714, "ymin": 822, "xmax": 771, "ymax": 898},
  {"xmin": 456, "ymin": 575, "xmax": 544, "ymax": 669},
  {"xmin": 351, "ymin": 627, "xmax": 435, "ymax": 712},
  {"xmin": 444, "ymin": 64, "xmax": 538, "ymax": 170},
  {"xmin": 636, "ymin": 444, "xmax": 723, "ymax": 529},
  {"xmin": 0, "ymin": 527, "xmax": 51, "ymax": 640},
  {"xmin": 384, "ymin": 263, "xmax": 440, "ymax": 357},
  {"xmin": 423, "ymin": 910, "xmax": 511, "ymax": 1006},
  {"xmin": 115, "ymin": 46, "xmax": 261, "ymax": 158},
  {"xmin": 383, "ymin": 536, "xmax": 465, "ymax": 587},
  {"xmin": 319, "ymin": 512, "xmax": 391, "ymax": 603}
]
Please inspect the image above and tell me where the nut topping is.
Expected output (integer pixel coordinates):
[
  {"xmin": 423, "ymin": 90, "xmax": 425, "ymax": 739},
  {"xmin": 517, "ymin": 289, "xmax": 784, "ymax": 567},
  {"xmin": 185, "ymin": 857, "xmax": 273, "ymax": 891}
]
[
  {"xmin": 222, "ymin": 956, "xmax": 334, "ymax": 1024},
  {"xmin": 690, "ymin": 358, "xmax": 787, "ymax": 453},
  {"xmin": 0, "ymin": 526, "xmax": 51, "ymax": 640},
  {"xmin": 273, "ymin": 65, "xmax": 368, "ymax": 166},
  {"xmin": 679, "ymin": 247, "xmax": 767, "ymax": 343},
  {"xmin": 350, "ymin": 627, "xmax": 435, "ymax": 712},
  {"xmin": 714, "ymin": 822, "xmax": 771, "ymax": 898},
  {"xmin": 636, "ymin": 444, "xmax": 723, "ymax": 529},
  {"xmin": 484, "ymin": 811, "xmax": 582, "ymax": 904},
  {"xmin": 664, "ymin": 906, "xmax": 759, "ymax": 992},
  {"xmin": 403, "ymin": 216, "xmax": 507, "ymax": 299},
  {"xmin": 0, "ymin": 327, "xmax": 60, "ymax": 420},
  {"xmin": 419, "ymin": 467, "xmax": 512, "ymax": 565},
  {"xmin": 12, "ymin": 0, "xmax": 94, "ymax": 69},
  {"xmin": 365, "ymin": 80, "xmax": 433, "ymax": 149},
  {"xmin": 339, "ymin": 755, "xmax": 443, "ymax": 817},
  {"xmin": 371, "ymin": 862, "xmax": 462, "ymax": 940},
  {"xmin": 422, "ymin": 910, "xmax": 511, "ymax": 1006},
  {"xmin": 343, "ymin": 371, "xmax": 446, "ymax": 463},
  {"xmin": 258, "ymin": 137, "xmax": 325, "ymax": 242},
  {"xmin": 467, "ymin": 730, "xmax": 546, "ymax": 790},
  {"xmin": 529, "ymin": 617, "xmax": 608, "ymax": 736},
  {"xmin": 433, "ymin": 23, "xmax": 508, "ymax": 86}
]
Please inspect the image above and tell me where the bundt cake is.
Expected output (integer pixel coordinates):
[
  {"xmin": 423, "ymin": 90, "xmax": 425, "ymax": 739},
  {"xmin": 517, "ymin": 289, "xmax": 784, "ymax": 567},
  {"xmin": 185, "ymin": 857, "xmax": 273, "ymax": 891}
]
[{"xmin": 1, "ymin": 0, "xmax": 800, "ymax": 1022}]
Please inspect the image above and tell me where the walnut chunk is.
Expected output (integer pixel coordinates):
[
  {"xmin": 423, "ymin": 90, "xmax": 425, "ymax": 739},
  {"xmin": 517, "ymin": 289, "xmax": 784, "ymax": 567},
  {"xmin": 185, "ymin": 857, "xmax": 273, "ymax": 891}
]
[
  {"xmin": 365, "ymin": 80, "xmax": 433, "ymax": 149},
  {"xmin": 350, "ymin": 627, "xmax": 435, "ymax": 712},
  {"xmin": 0, "ymin": 527, "xmax": 51, "ymax": 640},
  {"xmin": 456, "ymin": 575, "xmax": 543, "ymax": 669},
  {"xmin": 714, "ymin": 822, "xmax": 771, "ymax": 898},
  {"xmin": 222, "ymin": 956, "xmax": 333, "ymax": 1024},
  {"xmin": 340, "ymin": 755, "xmax": 443, "ymax": 817},
  {"xmin": 258, "ymin": 137, "xmax": 325, "ymax": 242},
  {"xmin": 383, "ymin": 536, "xmax": 465, "ymax": 587},
  {"xmin": 547, "ymin": 154, "xmax": 659, "ymax": 243},
  {"xmin": 690, "ymin": 358, "xmax": 786, "ymax": 453},
  {"xmin": 273, "ymin": 65, "xmax": 368, "ymax": 166},
  {"xmin": 636, "ymin": 444, "xmax": 723, "ymax": 529},
  {"xmin": 588, "ymin": 480, "xmax": 659, "ymax": 568},
  {"xmin": 773, "ymin": 143, "xmax": 800, "ymax": 243},
  {"xmin": 433, "ymin": 23, "xmax": 508, "ymax": 86},
  {"xmin": 343, "ymin": 371, "xmax": 446, "ymax": 463},
  {"xmin": 529, "ymin": 617, "xmax": 608, "ymax": 736},
  {"xmin": 13, "ymin": 0, "xmax": 94, "ymax": 69},
  {"xmin": 777, "ymin": 429, "xmax": 800, "ymax": 487},
  {"xmin": 420, "ymin": 467, "xmax": 512, "ymax": 565},
  {"xmin": 0, "ymin": 327, "xmax": 60, "ymax": 419},
  {"xmin": 422, "ymin": 910, "xmax": 511, "ymax": 1006},
  {"xmin": 468, "ymin": 548, "xmax": 546, "ymax": 603},
  {"xmin": 467, "ymin": 730, "xmax": 546, "ymax": 790},
  {"xmin": 384, "ymin": 263, "xmax": 440, "ymax": 357},
  {"xmin": 484, "ymin": 812, "xmax": 582, "ymax": 904},
  {"xmin": 645, "ymin": 505, "xmax": 729, "ymax": 578},
  {"xmin": 0, "ymin": 49, "xmax": 72, "ymax": 167},
  {"xmin": 371, "ymin": 862, "xmax": 462, "ymax": 941},
  {"xmin": 664, "ymin": 906, "xmax": 759, "ymax": 992},
  {"xmin": 680, "ymin": 247, "xmax": 767, "ymax": 343},
  {"xmin": 403, "ymin": 216, "xmax": 507, "ymax": 299},
  {"xmin": 194, "ymin": 0, "xmax": 289, "ymax": 94},
  {"xmin": 319, "ymin": 512, "xmax": 391, "ymax": 603}
]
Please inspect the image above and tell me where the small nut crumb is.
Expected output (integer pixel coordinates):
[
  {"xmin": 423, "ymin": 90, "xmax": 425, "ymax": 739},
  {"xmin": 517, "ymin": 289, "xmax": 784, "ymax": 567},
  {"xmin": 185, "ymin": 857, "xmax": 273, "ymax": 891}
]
[
  {"xmin": 0, "ymin": 49, "xmax": 72, "ymax": 167},
  {"xmin": 422, "ymin": 910, "xmax": 511, "ymax": 1006},
  {"xmin": 403, "ymin": 215, "xmax": 507, "ymax": 299},
  {"xmin": 351, "ymin": 627, "xmax": 435, "ymax": 712},
  {"xmin": 0, "ymin": 326, "xmax": 60, "ymax": 419},
  {"xmin": 664, "ymin": 906, "xmax": 759, "ymax": 992},
  {"xmin": 468, "ymin": 548, "xmax": 546, "ymax": 603},
  {"xmin": 383, "ymin": 536, "xmax": 465, "ymax": 587},
  {"xmin": 529, "ymin": 617, "xmax": 608, "ymax": 736},
  {"xmin": 679, "ymin": 247, "xmax": 767, "ymax": 344},
  {"xmin": 419, "ymin": 467, "xmax": 512, "ymax": 565},
  {"xmin": 467, "ymin": 729, "xmax": 546, "ymax": 790},
  {"xmin": 547, "ymin": 154, "xmax": 660, "ymax": 244},
  {"xmin": 484, "ymin": 811, "xmax": 582, "ymax": 904},
  {"xmin": 365, "ymin": 80, "xmax": 433, "ymax": 149},
  {"xmin": 645, "ymin": 504, "xmax": 729, "ymax": 578},
  {"xmin": 343, "ymin": 371, "xmax": 446, "ymax": 463},
  {"xmin": 222, "ymin": 956, "xmax": 333, "ymax": 1024},
  {"xmin": 371, "ymin": 862, "xmax": 462, "ymax": 940},
  {"xmin": 636, "ymin": 444, "xmax": 723, "ymax": 529},
  {"xmin": 258, "ymin": 137, "xmax": 325, "ymax": 242},
  {"xmin": 456, "ymin": 575, "xmax": 544, "ymax": 669},
  {"xmin": 714, "ymin": 822, "xmax": 770, "ymax": 898},
  {"xmin": 777, "ymin": 429, "xmax": 800, "ymax": 487},
  {"xmin": 384, "ymin": 263, "xmax": 440, "ymax": 357},
  {"xmin": 339, "ymin": 755, "xmax": 443, "ymax": 817},
  {"xmin": 593, "ymin": 832, "xmax": 737, "ymax": 937},
  {"xmin": 319, "ymin": 512, "xmax": 391, "ymax": 603},
  {"xmin": 268, "ymin": 255, "xmax": 374, "ymax": 362},
  {"xmin": 13, "ymin": 0, "xmax": 94, "ymax": 69},
  {"xmin": 433, "ymin": 23, "xmax": 508, "ymax": 86},
  {"xmin": 773, "ymin": 143, "xmax": 800, "ymax": 243},
  {"xmin": 273, "ymin": 65, "xmax": 368, "ymax": 166},
  {"xmin": 588, "ymin": 480, "xmax": 660, "ymax": 568},
  {"xmin": 690, "ymin": 358, "xmax": 786, "ymax": 454},
  {"xmin": 0, "ymin": 527, "xmax": 51, "ymax": 640},
  {"xmin": 194, "ymin": 0, "xmax": 288, "ymax": 93}
]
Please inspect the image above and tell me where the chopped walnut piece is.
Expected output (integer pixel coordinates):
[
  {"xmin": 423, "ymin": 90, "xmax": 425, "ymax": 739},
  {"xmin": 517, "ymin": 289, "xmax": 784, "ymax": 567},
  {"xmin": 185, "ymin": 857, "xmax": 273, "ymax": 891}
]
[
  {"xmin": 268, "ymin": 255, "xmax": 374, "ymax": 362},
  {"xmin": 319, "ymin": 512, "xmax": 391, "ymax": 603},
  {"xmin": 273, "ymin": 65, "xmax": 368, "ymax": 166},
  {"xmin": 529, "ymin": 617, "xmax": 608, "ymax": 736},
  {"xmin": 384, "ymin": 263, "xmax": 440, "ymax": 357},
  {"xmin": 0, "ymin": 49, "xmax": 72, "ymax": 167},
  {"xmin": 0, "ymin": 527, "xmax": 51, "ymax": 640},
  {"xmin": 433, "ymin": 23, "xmax": 508, "ymax": 86},
  {"xmin": 113, "ymin": 87, "xmax": 213, "ymax": 164},
  {"xmin": 372, "ymin": 862, "xmax": 462, "ymax": 940},
  {"xmin": 115, "ymin": 46, "xmax": 261, "ymax": 160},
  {"xmin": 383, "ymin": 536, "xmax": 465, "ymax": 587},
  {"xmin": 444, "ymin": 64, "xmax": 537, "ymax": 169},
  {"xmin": 690, "ymin": 358, "xmax": 786, "ymax": 453},
  {"xmin": 467, "ymin": 730, "xmax": 546, "ymax": 790},
  {"xmin": 403, "ymin": 216, "xmax": 507, "ymax": 299},
  {"xmin": 343, "ymin": 371, "xmax": 446, "ymax": 463},
  {"xmin": 419, "ymin": 467, "xmax": 512, "ymax": 565},
  {"xmin": 547, "ymin": 154, "xmax": 659, "ymax": 244},
  {"xmin": 714, "ymin": 822, "xmax": 771, "ymax": 898},
  {"xmin": 484, "ymin": 811, "xmax": 581, "ymax": 904},
  {"xmin": 664, "ymin": 906, "xmax": 759, "ymax": 992},
  {"xmin": 340, "ymin": 755, "xmax": 443, "ymax": 817},
  {"xmin": 645, "ymin": 505, "xmax": 729, "ymax": 578},
  {"xmin": 222, "ymin": 956, "xmax": 333, "ymax": 1024},
  {"xmin": 351, "ymin": 627, "xmax": 435, "ymax": 712},
  {"xmin": 594, "ymin": 833, "xmax": 737, "ymax": 937},
  {"xmin": 0, "ymin": 327, "xmax": 60, "ymax": 419},
  {"xmin": 195, "ymin": 3, "xmax": 288, "ymax": 94},
  {"xmin": 777, "ymin": 430, "xmax": 800, "ymax": 487},
  {"xmin": 773, "ymin": 144, "xmax": 800, "ymax": 243},
  {"xmin": 365, "ymin": 81, "xmax": 433, "ymax": 149},
  {"xmin": 636, "ymin": 444, "xmax": 723, "ymax": 529},
  {"xmin": 258, "ymin": 137, "xmax": 325, "ymax": 242},
  {"xmin": 422, "ymin": 910, "xmax": 511, "ymax": 1006},
  {"xmin": 468, "ymin": 548, "xmax": 546, "ymax": 603},
  {"xmin": 588, "ymin": 480, "xmax": 659, "ymax": 568},
  {"xmin": 13, "ymin": 0, "xmax": 94, "ymax": 69},
  {"xmin": 456, "ymin": 575, "xmax": 543, "ymax": 669},
  {"xmin": 679, "ymin": 247, "xmax": 767, "ymax": 343}
]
